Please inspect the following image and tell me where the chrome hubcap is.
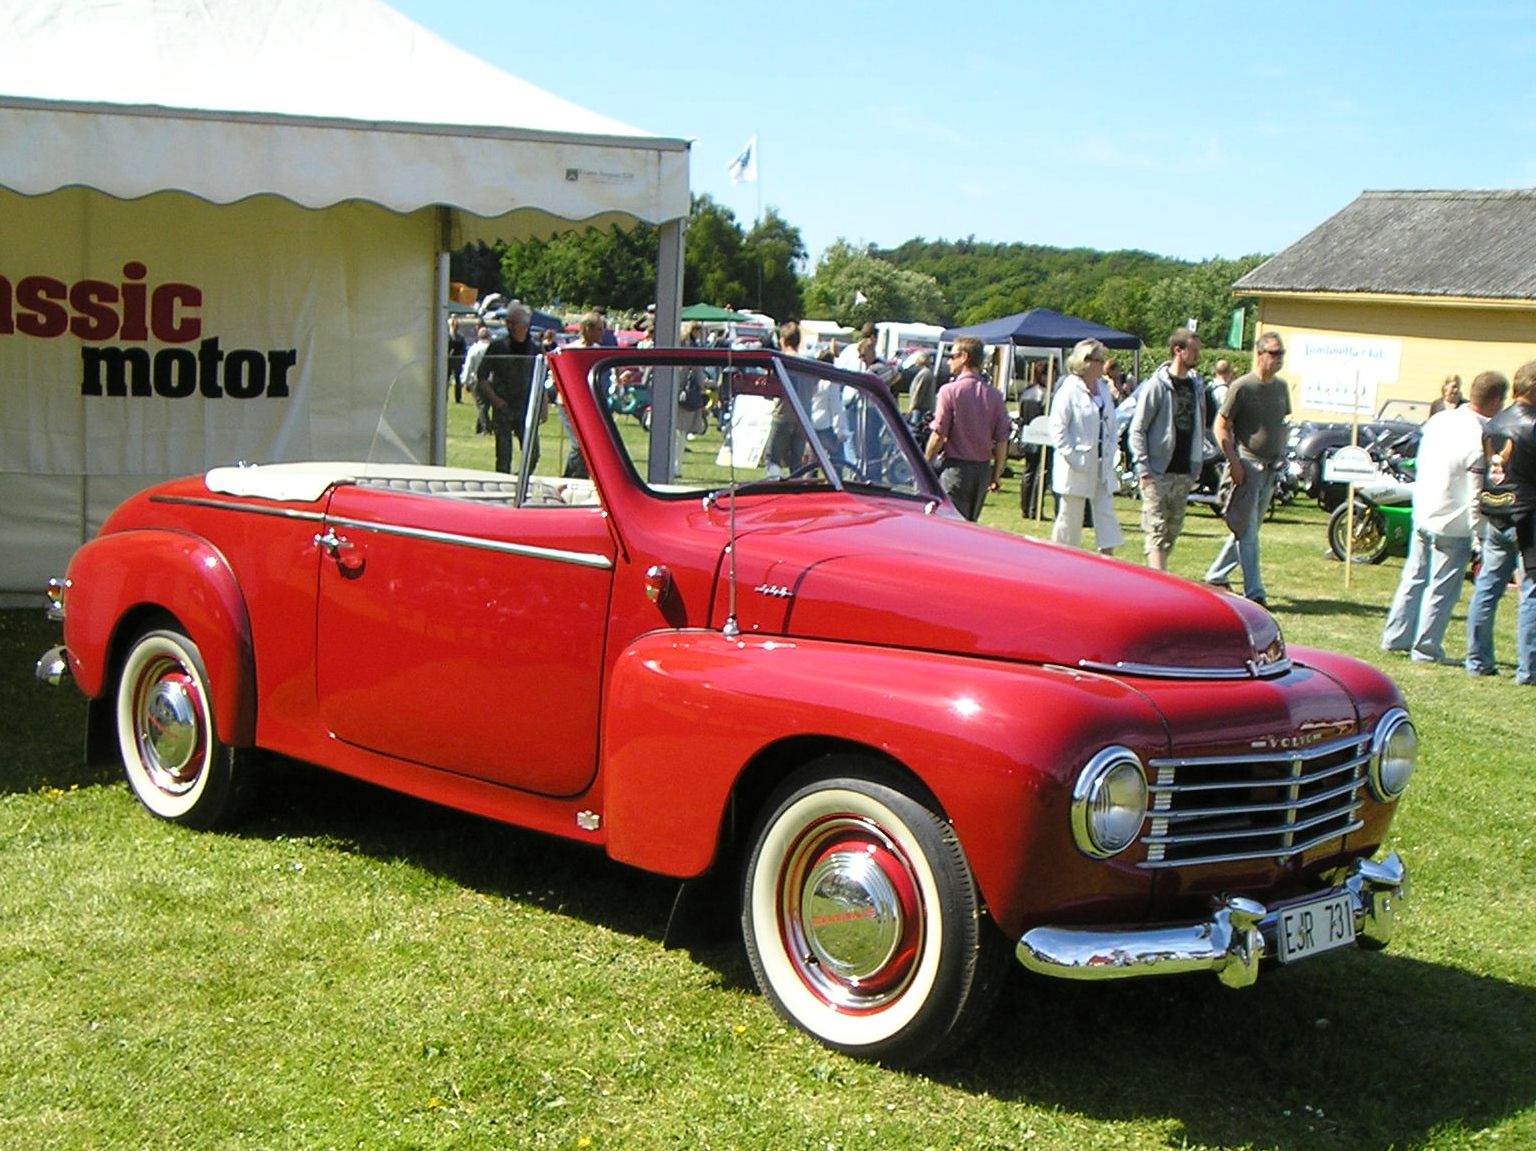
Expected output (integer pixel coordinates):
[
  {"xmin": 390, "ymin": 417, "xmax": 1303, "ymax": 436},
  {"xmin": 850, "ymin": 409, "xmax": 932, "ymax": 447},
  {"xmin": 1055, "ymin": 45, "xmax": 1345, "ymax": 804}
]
[
  {"xmin": 136, "ymin": 660, "xmax": 204, "ymax": 794},
  {"xmin": 780, "ymin": 816, "xmax": 922, "ymax": 1012},
  {"xmin": 802, "ymin": 848, "xmax": 903, "ymax": 981}
]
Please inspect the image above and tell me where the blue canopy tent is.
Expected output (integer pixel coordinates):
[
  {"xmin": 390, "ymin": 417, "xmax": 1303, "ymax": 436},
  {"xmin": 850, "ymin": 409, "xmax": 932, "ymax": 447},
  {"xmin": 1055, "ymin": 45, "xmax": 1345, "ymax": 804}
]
[
  {"xmin": 941, "ymin": 307, "xmax": 1140, "ymax": 350},
  {"xmin": 941, "ymin": 309, "xmax": 1143, "ymax": 521},
  {"xmin": 940, "ymin": 306, "xmax": 1143, "ymax": 386}
]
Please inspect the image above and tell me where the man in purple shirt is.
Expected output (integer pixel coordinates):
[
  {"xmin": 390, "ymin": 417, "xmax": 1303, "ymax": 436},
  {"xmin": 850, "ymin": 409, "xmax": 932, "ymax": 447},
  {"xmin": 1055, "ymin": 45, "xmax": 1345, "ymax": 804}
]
[{"xmin": 925, "ymin": 336, "xmax": 1010, "ymax": 520}]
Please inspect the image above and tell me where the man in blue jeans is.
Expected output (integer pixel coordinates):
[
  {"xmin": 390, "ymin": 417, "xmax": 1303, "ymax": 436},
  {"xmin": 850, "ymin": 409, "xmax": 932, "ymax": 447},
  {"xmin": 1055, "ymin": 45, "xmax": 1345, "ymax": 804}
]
[
  {"xmin": 1466, "ymin": 361, "xmax": 1536, "ymax": 680},
  {"xmin": 1204, "ymin": 333, "xmax": 1291, "ymax": 607},
  {"xmin": 1382, "ymin": 371, "xmax": 1507, "ymax": 664}
]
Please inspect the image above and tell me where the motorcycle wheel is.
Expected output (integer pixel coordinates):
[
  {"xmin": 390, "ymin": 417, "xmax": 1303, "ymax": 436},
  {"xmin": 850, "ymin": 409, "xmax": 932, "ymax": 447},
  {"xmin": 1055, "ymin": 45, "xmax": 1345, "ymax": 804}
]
[{"xmin": 1328, "ymin": 499, "xmax": 1389, "ymax": 564}]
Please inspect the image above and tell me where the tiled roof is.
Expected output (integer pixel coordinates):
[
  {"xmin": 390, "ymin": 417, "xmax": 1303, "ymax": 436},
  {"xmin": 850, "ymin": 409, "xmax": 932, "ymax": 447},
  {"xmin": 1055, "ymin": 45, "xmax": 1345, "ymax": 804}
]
[{"xmin": 1234, "ymin": 190, "xmax": 1536, "ymax": 300}]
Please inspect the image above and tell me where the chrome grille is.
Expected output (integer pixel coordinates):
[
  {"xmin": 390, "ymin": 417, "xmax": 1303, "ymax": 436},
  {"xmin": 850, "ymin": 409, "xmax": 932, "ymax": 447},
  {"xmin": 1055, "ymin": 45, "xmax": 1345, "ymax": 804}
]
[{"xmin": 1140, "ymin": 732, "xmax": 1370, "ymax": 869}]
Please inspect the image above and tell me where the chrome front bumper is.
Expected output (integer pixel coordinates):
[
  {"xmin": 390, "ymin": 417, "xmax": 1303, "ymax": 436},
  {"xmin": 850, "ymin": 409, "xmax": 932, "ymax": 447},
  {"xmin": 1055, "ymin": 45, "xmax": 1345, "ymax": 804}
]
[
  {"xmin": 35, "ymin": 579, "xmax": 70, "ymax": 686},
  {"xmin": 1016, "ymin": 853, "xmax": 1407, "ymax": 989},
  {"xmin": 36, "ymin": 644, "xmax": 70, "ymax": 686}
]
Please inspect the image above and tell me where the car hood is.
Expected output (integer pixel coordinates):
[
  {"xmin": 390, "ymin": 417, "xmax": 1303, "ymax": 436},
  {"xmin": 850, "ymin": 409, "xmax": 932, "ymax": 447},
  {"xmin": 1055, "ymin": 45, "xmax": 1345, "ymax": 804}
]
[{"xmin": 723, "ymin": 506, "xmax": 1284, "ymax": 675}]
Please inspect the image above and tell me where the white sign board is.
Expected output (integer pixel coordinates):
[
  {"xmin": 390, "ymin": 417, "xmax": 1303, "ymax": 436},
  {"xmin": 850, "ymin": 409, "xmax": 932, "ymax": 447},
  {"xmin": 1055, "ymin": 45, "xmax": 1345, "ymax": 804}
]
[
  {"xmin": 1323, "ymin": 445, "xmax": 1379, "ymax": 483},
  {"xmin": 1291, "ymin": 335, "xmax": 1402, "ymax": 417},
  {"xmin": 717, "ymin": 393, "xmax": 775, "ymax": 469},
  {"xmin": 1018, "ymin": 414, "xmax": 1052, "ymax": 447}
]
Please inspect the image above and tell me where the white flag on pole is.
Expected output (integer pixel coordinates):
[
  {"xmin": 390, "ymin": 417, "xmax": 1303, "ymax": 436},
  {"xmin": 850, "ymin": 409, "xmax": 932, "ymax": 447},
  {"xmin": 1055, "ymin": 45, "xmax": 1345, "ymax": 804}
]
[{"xmin": 727, "ymin": 135, "xmax": 758, "ymax": 184}]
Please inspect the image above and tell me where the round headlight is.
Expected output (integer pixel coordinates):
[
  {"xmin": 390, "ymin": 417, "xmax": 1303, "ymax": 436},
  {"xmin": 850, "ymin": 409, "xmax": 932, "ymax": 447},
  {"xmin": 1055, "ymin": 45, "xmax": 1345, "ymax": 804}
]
[
  {"xmin": 1371, "ymin": 709, "xmax": 1416, "ymax": 800},
  {"xmin": 1071, "ymin": 748, "xmax": 1148, "ymax": 859}
]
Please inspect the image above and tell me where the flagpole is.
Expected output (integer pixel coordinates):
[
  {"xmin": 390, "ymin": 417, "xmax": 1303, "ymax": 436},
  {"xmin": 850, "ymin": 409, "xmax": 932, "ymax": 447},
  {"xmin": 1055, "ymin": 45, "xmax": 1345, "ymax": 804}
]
[
  {"xmin": 756, "ymin": 134, "xmax": 763, "ymax": 310},
  {"xmin": 727, "ymin": 135, "xmax": 763, "ymax": 310}
]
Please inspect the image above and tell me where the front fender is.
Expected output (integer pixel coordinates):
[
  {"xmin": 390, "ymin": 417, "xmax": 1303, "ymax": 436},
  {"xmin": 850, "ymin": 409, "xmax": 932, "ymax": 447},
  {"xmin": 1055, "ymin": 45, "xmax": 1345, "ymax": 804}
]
[
  {"xmin": 63, "ymin": 529, "xmax": 256, "ymax": 746},
  {"xmin": 601, "ymin": 631, "xmax": 1170, "ymax": 937}
]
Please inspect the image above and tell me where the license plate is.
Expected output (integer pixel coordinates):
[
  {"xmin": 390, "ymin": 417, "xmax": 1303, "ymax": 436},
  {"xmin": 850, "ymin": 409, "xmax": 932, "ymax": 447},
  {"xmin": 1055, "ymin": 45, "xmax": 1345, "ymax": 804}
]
[{"xmin": 1275, "ymin": 892, "xmax": 1356, "ymax": 963}]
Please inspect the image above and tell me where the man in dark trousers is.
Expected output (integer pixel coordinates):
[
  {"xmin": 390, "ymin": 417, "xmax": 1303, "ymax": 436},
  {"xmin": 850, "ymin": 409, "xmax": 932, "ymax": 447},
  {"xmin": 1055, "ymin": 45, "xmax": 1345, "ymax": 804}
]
[
  {"xmin": 925, "ymin": 336, "xmax": 1009, "ymax": 521},
  {"xmin": 475, "ymin": 301, "xmax": 540, "ymax": 474},
  {"xmin": 447, "ymin": 317, "xmax": 468, "ymax": 404},
  {"xmin": 1015, "ymin": 360, "xmax": 1048, "ymax": 518}
]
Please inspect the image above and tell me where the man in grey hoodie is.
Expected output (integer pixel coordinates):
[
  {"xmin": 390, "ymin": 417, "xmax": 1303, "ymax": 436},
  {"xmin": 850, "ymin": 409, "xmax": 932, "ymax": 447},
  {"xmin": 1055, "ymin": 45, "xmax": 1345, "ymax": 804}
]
[{"xmin": 1130, "ymin": 328, "xmax": 1206, "ymax": 570}]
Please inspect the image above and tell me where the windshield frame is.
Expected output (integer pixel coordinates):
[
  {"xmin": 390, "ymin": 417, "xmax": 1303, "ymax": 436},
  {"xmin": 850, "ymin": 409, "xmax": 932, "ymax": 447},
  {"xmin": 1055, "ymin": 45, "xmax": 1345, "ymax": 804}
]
[{"xmin": 569, "ymin": 348, "xmax": 943, "ymax": 504}]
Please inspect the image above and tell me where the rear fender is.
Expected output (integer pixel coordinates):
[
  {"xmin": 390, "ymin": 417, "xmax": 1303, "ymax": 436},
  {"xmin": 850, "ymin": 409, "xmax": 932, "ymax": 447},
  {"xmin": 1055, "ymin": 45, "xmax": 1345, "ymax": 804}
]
[
  {"xmin": 601, "ymin": 631, "xmax": 1167, "ymax": 934},
  {"xmin": 63, "ymin": 529, "xmax": 256, "ymax": 746}
]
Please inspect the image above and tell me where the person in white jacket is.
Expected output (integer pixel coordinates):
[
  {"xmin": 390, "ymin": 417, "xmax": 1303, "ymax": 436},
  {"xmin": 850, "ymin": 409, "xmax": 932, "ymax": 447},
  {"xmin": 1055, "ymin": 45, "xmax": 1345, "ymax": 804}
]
[{"xmin": 1049, "ymin": 338, "xmax": 1124, "ymax": 555}]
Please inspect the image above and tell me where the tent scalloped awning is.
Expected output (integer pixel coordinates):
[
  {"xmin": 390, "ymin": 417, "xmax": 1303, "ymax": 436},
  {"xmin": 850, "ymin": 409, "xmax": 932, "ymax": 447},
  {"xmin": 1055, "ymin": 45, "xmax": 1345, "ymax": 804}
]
[
  {"xmin": 1, "ymin": 97, "xmax": 690, "ymax": 237},
  {"xmin": 0, "ymin": 0, "xmax": 690, "ymax": 236}
]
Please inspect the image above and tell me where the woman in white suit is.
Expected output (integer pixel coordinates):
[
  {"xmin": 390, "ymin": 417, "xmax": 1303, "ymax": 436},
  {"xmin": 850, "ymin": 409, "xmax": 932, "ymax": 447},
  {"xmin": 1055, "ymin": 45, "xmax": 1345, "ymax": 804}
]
[{"xmin": 1049, "ymin": 338, "xmax": 1124, "ymax": 555}]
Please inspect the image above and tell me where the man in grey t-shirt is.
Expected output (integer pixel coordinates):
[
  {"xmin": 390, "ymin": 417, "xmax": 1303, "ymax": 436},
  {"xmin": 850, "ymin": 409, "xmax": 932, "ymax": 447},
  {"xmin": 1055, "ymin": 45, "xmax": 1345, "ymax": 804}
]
[{"xmin": 1203, "ymin": 333, "xmax": 1291, "ymax": 607}]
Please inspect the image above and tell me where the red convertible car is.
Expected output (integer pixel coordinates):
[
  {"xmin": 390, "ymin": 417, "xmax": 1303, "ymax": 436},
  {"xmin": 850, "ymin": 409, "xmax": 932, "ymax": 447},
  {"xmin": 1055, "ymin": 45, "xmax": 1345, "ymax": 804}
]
[{"xmin": 37, "ymin": 345, "xmax": 1414, "ymax": 1066}]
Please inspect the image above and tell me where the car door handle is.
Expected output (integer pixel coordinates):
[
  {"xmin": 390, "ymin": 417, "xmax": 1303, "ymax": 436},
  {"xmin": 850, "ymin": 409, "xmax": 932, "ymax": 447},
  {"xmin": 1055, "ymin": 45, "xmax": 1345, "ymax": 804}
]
[
  {"xmin": 314, "ymin": 529, "xmax": 365, "ymax": 577},
  {"xmin": 313, "ymin": 529, "xmax": 354, "ymax": 556}
]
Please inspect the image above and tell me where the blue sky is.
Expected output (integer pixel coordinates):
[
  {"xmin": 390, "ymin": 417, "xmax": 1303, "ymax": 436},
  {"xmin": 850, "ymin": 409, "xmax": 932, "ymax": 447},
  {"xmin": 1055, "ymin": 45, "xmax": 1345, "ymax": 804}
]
[{"xmin": 389, "ymin": 0, "xmax": 1536, "ymax": 266}]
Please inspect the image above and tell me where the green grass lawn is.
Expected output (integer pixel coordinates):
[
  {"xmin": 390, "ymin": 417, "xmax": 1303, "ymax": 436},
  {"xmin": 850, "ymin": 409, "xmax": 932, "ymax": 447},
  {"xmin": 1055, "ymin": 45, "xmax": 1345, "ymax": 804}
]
[{"xmin": 4, "ymin": 416, "xmax": 1534, "ymax": 1150}]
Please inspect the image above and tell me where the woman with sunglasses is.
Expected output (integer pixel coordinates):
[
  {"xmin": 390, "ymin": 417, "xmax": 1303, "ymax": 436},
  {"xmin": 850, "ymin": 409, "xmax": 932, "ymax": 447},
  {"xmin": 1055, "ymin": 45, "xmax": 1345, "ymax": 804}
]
[{"xmin": 1048, "ymin": 338, "xmax": 1124, "ymax": 555}]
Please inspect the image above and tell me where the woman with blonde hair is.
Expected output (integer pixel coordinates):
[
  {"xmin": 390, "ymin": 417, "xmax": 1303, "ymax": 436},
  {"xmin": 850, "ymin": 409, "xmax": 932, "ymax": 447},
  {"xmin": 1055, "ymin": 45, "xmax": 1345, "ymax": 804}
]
[
  {"xmin": 1048, "ymin": 338, "xmax": 1124, "ymax": 555},
  {"xmin": 1429, "ymin": 374, "xmax": 1463, "ymax": 415}
]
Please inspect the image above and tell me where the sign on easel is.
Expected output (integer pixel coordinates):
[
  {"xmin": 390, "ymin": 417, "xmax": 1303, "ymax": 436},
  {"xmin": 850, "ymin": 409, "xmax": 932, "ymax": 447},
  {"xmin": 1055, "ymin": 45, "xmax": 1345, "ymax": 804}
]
[
  {"xmin": 716, "ymin": 394, "xmax": 774, "ymax": 469},
  {"xmin": 1323, "ymin": 445, "xmax": 1377, "ymax": 484}
]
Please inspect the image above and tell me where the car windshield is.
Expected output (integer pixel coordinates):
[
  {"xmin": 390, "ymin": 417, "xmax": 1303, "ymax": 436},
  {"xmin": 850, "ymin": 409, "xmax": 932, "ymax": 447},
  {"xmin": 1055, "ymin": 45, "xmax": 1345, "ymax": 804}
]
[{"xmin": 586, "ymin": 352, "xmax": 936, "ymax": 500}]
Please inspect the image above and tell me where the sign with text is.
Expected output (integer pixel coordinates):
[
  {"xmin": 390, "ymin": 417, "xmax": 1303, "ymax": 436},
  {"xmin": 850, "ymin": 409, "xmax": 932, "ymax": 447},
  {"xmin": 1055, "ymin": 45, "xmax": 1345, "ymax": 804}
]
[
  {"xmin": 1292, "ymin": 336, "xmax": 1402, "ymax": 418},
  {"xmin": 1323, "ymin": 445, "xmax": 1379, "ymax": 483}
]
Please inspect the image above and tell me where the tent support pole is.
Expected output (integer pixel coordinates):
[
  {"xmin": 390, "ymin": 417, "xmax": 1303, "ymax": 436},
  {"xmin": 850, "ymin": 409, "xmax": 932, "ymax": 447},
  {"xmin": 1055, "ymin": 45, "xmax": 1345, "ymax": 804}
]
[
  {"xmin": 647, "ymin": 217, "xmax": 686, "ymax": 485},
  {"xmin": 431, "ymin": 212, "xmax": 452, "ymax": 465}
]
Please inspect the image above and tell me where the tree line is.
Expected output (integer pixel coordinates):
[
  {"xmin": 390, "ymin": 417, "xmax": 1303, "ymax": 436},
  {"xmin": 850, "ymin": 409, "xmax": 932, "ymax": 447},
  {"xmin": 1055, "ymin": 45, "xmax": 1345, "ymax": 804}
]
[{"xmin": 450, "ymin": 196, "xmax": 1269, "ymax": 350}]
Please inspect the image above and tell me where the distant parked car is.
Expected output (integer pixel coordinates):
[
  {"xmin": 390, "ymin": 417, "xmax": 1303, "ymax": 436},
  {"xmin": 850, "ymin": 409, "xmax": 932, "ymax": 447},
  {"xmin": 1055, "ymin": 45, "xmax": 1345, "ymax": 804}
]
[{"xmin": 37, "ymin": 346, "xmax": 1415, "ymax": 1067}]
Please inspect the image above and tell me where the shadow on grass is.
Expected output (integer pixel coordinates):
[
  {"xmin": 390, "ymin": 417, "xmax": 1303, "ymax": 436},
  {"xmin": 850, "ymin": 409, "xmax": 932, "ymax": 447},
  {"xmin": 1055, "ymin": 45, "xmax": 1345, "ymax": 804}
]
[
  {"xmin": 0, "ymin": 610, "xmax": 107, "ymax": 794},
  {"xmin": 936, "ymin": 953, "xmax": 1536, "ymax": 1151},
  {"xmin": 231, "ymin": 759, "xmax": 1531, "ymax": 1151},
  {"xmin": 1275, "ymin": 594, "xmax": 1386, "ymax": 621},
  {"xmin": 234, "ymin": 757, "xmax": 729, "ymax": 971}
]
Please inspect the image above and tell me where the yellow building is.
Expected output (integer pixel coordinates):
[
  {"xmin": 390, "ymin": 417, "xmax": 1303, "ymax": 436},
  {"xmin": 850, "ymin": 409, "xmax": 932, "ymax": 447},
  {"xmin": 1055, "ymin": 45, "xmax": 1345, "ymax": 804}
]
[{"xmin": 1234, "ymin": 190, "xmax": 1536, "ymax": 423}]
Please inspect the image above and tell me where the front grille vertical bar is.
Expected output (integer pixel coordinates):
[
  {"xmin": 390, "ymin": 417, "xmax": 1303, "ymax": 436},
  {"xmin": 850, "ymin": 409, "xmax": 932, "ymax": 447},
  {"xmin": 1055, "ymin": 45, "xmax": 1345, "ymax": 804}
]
[
  {"xmin": 1278, "ymin": 755, "xmax": 1303, "ymax": 860},
  {"xmin": 1139, "ymin": 733, "xmax": 1373, "ymax": 869},
  {"xmin": 1145, "ymin": 764, "xmax": 1177, "ymax": 864}
]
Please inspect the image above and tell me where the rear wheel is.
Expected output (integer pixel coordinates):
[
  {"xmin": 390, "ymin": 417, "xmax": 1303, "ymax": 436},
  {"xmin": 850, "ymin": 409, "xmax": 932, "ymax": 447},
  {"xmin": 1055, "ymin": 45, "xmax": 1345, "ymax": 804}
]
[
  {"xmin": 1328, "ymin": 500, "xmax": 1389, "ymax": 564},
  {"xmin": 116, "ymin": 627, "xmax": 252, "ymax": 829},
  {"xmin": 741, "ymin": 758, "xmax": 1008, "ymax": 1067}
]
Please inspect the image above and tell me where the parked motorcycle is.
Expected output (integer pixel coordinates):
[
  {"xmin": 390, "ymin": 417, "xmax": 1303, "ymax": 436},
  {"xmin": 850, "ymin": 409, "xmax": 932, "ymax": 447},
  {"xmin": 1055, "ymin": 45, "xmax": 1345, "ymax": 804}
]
[
  {"xmin": 1325, "ymin": 433, "xmax": 1417, "ymax": 563},
  {"xmin": 1289, "ymin": 401, "xmax": 1424, "ymax": 510},
  {"xmin": 608, "ymin": 366, "xmax": 653, "ymax": 428}
]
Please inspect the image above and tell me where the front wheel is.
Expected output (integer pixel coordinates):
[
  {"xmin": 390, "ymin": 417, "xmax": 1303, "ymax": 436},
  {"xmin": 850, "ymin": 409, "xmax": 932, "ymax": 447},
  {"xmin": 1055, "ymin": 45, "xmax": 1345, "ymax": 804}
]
[
  {"xmin": 1328, "ymin": 500, "xmax": 1389, "ymax": 563},
  {"xmin": 116, "ymin": 627, "xmax": 252, "ymax": 830},
  {"xmin": 741, "ymin": 759, "xmax": 1008, "ymax": 1067}
]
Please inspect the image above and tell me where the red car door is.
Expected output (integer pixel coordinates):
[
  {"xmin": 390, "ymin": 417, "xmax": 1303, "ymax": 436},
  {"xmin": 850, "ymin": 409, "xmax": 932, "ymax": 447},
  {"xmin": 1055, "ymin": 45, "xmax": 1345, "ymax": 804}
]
[{"xmin": 313, "ymin": 483, "xmax": 616, "ymax": 798}]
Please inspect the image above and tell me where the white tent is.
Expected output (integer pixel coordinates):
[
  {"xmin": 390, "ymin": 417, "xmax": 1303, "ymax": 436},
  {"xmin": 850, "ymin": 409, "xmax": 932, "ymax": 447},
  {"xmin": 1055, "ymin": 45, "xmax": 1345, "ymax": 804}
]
[{"xmin": 0, "ymin": 0, "xmax": 691, "ymax": 600}]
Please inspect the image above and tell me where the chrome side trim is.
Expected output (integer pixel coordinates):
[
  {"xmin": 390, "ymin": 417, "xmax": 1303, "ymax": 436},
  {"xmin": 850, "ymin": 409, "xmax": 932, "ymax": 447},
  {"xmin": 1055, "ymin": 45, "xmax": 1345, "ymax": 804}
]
[
  {"xmin": 151, "ymin": 494, "xmax": 327, "ymax": 523},
  {"xmin": 1015, "ymin": 853, "xmax": 1407, "ymax": 986},
  {"xmin": 1077, "ymin": 657, "xmax": 1293, "ymax": 680},
  {"xmin": 324, "ymin": 516, "xmax": 614, "ymax": 570},
  {"xmin": 145, "ymin": 495, "xmax": 613, "ymax": 570}
]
